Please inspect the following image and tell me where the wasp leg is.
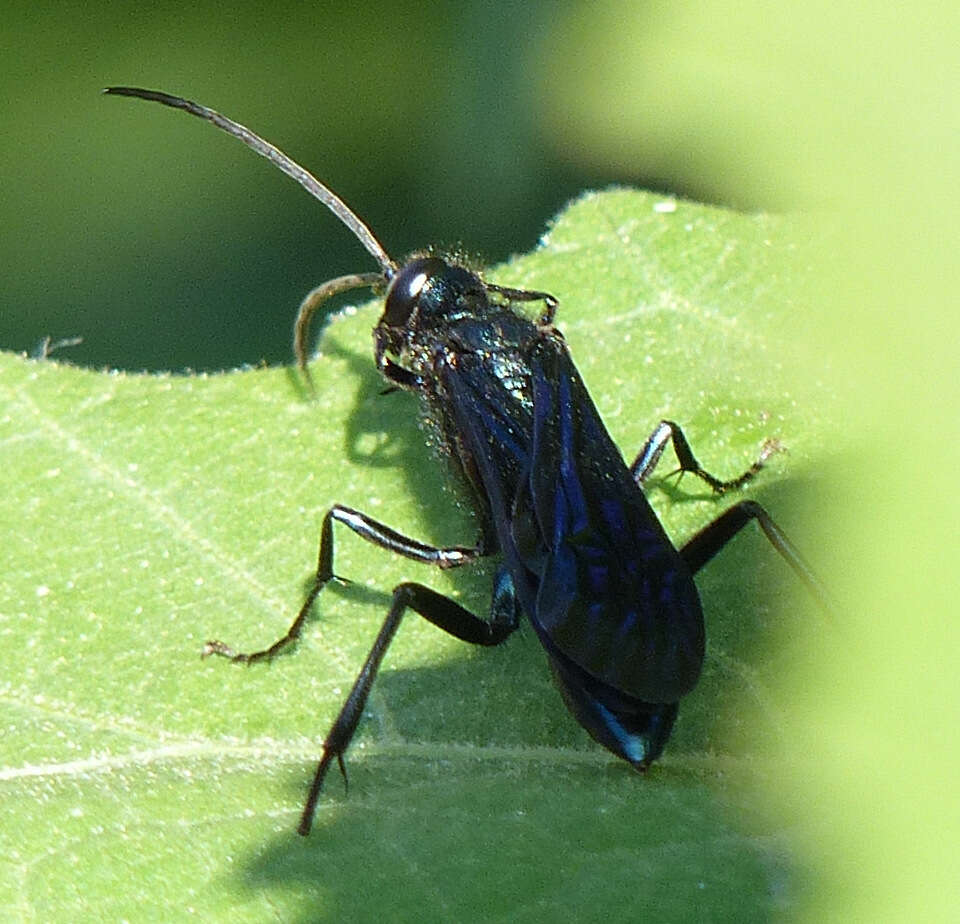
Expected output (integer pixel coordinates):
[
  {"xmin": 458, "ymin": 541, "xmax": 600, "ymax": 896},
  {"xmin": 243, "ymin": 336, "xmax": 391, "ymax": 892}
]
[
  {"xmin": 679, "ymin": 500, "xmax": 832, "ymax": 611},
  {"xmin": 630, "ymin": 420, "xmax": 779, "ymax": 493},
  {"xmin": 202, "ymin": 504, "xmax": 489, "ymax": 663},
  {"xmin": 298, "ymin": 577, "xmax": 520, "ymax": 835},
  {"xmin": 484, "ymin": 282, "xmax": 559, "ymax": 325}
]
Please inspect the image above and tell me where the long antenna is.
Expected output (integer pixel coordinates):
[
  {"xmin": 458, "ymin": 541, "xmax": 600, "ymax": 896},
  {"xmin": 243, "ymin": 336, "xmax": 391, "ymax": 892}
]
[{"xmin": 103, "ymin": 87, "xmax": 397, "ymax": 278}]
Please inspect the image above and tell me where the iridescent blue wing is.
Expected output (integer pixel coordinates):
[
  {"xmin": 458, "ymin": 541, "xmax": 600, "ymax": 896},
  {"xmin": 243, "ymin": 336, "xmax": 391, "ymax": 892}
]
[
  {"xmin": 438, "ymin": 327, "xmax": 704, "ymax": 705},
  {"xmin": 524, "ymin": 334, "xmax": 704, "ymax": 704}
]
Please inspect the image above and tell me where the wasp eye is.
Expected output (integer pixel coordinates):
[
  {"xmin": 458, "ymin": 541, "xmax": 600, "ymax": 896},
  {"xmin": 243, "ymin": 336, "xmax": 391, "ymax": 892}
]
[{"xmin": 382, "ymin": 256, "xmax": 448, "ymax": 327}]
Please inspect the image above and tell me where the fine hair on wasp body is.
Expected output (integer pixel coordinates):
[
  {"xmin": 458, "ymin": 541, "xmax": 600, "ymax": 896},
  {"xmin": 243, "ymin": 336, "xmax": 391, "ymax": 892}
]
[{"xmin": 106, "ymin": 87, "xmax": 831, "ymax": 836}]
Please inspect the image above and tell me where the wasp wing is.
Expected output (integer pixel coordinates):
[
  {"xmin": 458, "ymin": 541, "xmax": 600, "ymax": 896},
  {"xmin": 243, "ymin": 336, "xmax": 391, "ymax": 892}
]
[
  {"xmin": 440, "ymin": 328, "xmax": 704, "ymax": 704},
  {"xmin": 524, "ymin": 334, "xmax": 704, "ymax": 703}
]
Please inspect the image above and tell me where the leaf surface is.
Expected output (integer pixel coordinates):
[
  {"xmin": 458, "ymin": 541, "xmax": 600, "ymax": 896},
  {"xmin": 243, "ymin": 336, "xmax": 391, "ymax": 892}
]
[{"xmin": 1, "ymin": 190, "xmax": 832, "ymax": 921}]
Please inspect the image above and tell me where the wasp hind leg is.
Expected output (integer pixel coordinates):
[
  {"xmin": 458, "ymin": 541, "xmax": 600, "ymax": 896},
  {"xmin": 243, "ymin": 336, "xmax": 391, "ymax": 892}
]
[
  {"xmin": 298, "ymin": 576, "xmax": 520, "ymax": 835},
  {"xmin": 680, "ymin": 500, "xmax": 832, "ymax": 611}
]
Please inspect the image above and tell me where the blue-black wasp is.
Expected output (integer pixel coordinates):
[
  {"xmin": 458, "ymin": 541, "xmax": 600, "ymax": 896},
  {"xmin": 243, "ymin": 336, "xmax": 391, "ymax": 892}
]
[{"xmin": 105, "ymin": 87, "xmax": 830, "ymax": 835}]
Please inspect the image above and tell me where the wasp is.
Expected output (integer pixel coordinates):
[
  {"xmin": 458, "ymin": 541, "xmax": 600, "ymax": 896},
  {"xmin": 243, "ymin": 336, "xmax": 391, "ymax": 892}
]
[{"xmin": 106, "ymin": 87, "xmax": 829, "ymax": 835}]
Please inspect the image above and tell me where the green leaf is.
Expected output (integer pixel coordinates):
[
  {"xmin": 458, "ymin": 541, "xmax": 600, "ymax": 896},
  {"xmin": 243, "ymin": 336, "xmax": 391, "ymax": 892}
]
[{"xmin": 2, "ymin": 189, "xmax": 832, "ymax": 921}]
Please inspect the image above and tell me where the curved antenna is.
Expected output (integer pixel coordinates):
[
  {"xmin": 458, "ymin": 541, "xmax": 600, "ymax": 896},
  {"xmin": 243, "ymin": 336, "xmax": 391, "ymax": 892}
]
[
  {"xmin": 103, "ymin": 86, "xmax": 397, "ymax": 278},
  {"xmin": 293, "ymin": 272, "xmax": 383, "ymax": 392}
]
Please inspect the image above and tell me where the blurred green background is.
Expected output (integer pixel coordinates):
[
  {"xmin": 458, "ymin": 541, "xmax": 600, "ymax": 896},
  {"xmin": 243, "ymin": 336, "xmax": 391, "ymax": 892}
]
[
  {"xmin": 4, "ymin": 1, "xmax": 958, "ymax": 920},
  {"xmin": 3, "ymin": 0, "xmax": 761, "ymax": 373}
]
